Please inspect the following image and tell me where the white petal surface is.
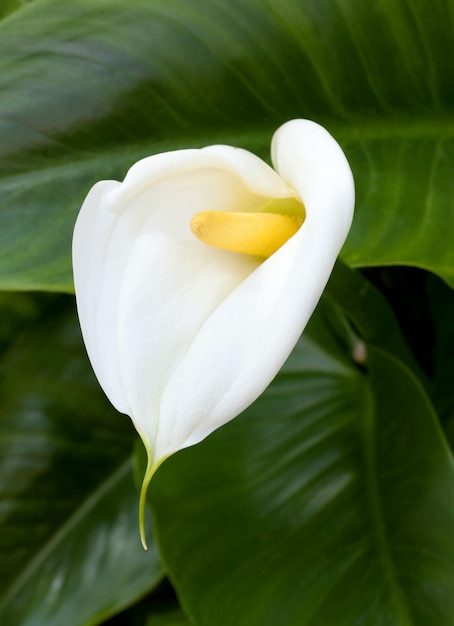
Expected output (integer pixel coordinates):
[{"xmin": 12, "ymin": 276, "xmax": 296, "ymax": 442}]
[
  {"xmin": 73, "ymin": 119, "xmax": 354, "ymax": 468},
  {"xmin": 153, "ymin": 120, "xmax": 354, "ymax": 460},
  {"xmin": 73, "ymin": 142, "xmax": 300, "ymax": 454},
  {"xmin": 73, "ymin": 180, "xmax": 130, "ymax": 415}
]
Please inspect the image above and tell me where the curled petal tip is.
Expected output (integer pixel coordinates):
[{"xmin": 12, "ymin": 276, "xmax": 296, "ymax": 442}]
[{"xmin": 271, "ymin": 119, "xmax": 355, "ymax": 228}]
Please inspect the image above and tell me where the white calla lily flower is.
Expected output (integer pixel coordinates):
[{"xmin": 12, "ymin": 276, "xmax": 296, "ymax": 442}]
[{"xmin": 73, "ymin": 119, "xmax": 354, "ymax": 548}]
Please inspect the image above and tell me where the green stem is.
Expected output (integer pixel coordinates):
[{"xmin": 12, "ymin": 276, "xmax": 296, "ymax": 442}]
[
  {"xmin": 138, "ymin": 445, "xmax": 169, "ymax": 551},
  {"xmin": 139, "ymin": 449, "xmax": 154, "ymax": 551}
]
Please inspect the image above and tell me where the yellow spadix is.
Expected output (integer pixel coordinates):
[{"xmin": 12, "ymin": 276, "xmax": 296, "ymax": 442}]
[{"xmin": 190, "ymin": 210, "xmax": 304, "ymax": 258}]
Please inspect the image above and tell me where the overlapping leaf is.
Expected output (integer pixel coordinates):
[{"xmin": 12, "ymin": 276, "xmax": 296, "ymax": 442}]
[
  {"xmin": 145, "ymin": 607, "xmax": 191, "ymax": 626},
  {"xmin": 0, "ymin": 297, "xmax": 163, "ymax": 626},
  {"xmin": 0, "ymin": 0, "xmax": 453, "ymax": 290},
  {"xmin": 151, "ymin": 298, "xmax": 454, "ymax": 626}
]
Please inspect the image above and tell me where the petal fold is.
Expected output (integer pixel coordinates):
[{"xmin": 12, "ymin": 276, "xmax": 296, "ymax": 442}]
[{"xmin": 72, "ymin": 119, "xmax": 354, "ymax": 471}]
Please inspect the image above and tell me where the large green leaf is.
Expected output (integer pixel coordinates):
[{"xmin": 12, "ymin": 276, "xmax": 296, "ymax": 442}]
[
  {"xmin": 428, "ymin": 276, "xmax": 454, "ymax": 446},
  {"xmin": 0, "ymin": 297, "xmax": 163, "ymax": 625},
  {"xmin": 150, "ymin": 298, "xmax": 454, "ymax": 626},
  {"xmin": 0, "ymin": 0, "xmax": 25, "ymax": 20},
  {"xmin": 145, "ymin": 608, "xmax": 191, "ymax": 626},
  {"xmin": 0, "ymin": 0, "xmax": 453, "ymax": 290}
]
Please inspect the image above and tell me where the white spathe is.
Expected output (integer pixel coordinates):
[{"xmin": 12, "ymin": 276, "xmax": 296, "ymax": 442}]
[{"xmin": 73, "ymin": 118, "xmax": 354, "ymax": 470}]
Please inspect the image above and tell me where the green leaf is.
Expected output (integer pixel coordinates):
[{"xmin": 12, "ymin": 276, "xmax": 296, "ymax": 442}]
[
  {"xmin": 0, "ymin": 0, "xmax": 453, "ymax": 290},
  {"xmin": 100, "ymin": 579, "xmax": 192, "ymax": 626},
  {"xmin": 0, "ymin": 291, "xmax": 47, "ymax": 349},
  {"xmin": 428, "ymin": 276, "xmax": 454, "ymax": 443},
  {"xmin": 340, "ymin": 131, "xmax": 454, "ymax": 283},
  {"xmin": 0, "ymin": 0, "xmax": 23, "ymax": 20},
  {"xmin": 0, "ymin": 298, "xmax": 163, "ymax": 626},
  {"xmin": 145, "ymin": 607, "xmax": 191, "ymax": 626},
  {"xmin": 325, "ymin": 261, "xmax": 423, "ymax": 377},
  {"xmin": 150, "ymin": 298, "xmax": 454, "ymax": 626}
]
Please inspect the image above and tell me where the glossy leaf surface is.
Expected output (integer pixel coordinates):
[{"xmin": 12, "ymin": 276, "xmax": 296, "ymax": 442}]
[
  {"xmin": 145, "ymin": 608, "xmax": 191, "ymax": 626},
  {"xmin": 0, "ymin": 0, "xmax": 453, "ymax": 290},
  {"xmin": 0, "ymin": 297, "xmax": 163, "ymax": 626},
  {"xmin": 151, "ymin": 299, "xmax": 454, "ymax": 626}
]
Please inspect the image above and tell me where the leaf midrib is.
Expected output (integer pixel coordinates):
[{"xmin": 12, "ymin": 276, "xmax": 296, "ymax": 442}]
[
  {"xmin": 0, "ymin": 456, "xmax": 134, "ymax": 613},
  {"xmin": 0, "ymin": 117, "xmax": 454, "ymax": 187},
  {"xmin": 361, "ymin": 379, "xmax": 414, "ymax": 626},
  {"xmin": 2, "ymin": 116, "xmax": 454, "ymax": 183}
]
